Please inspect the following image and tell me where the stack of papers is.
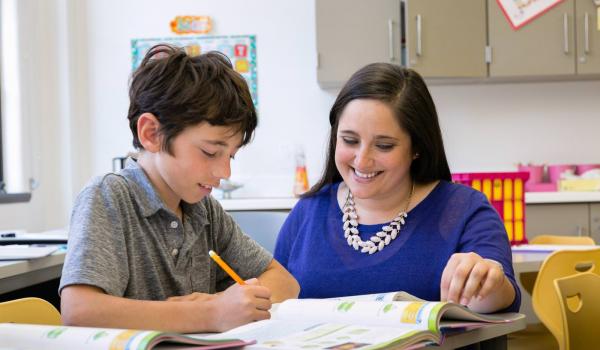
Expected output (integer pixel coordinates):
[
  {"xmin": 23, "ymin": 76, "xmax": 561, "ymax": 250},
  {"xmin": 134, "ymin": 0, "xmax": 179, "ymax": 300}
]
[{"xmin": 0, "ymin": 245, "xmax": 60, "ymax": 260}]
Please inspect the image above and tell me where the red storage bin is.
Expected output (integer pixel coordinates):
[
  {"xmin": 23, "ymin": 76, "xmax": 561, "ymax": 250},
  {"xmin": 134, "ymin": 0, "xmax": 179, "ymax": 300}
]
[{"xmin": 452, "ymin": 172, "xmax": 530, "ymax": 245}]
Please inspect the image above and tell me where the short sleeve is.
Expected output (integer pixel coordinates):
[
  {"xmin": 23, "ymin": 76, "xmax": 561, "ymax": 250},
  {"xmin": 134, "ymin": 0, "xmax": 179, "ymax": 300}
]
[
  {"xmin": 459, "ymin": 190, "xmax": 521, "ymax": 313},
  {"xmin": 59, "ymin": 177, "xmax": 130, "ymax": 297},
  {"xmin": 205, "ymin": 197, "xmax": 272, "ymax": 289}
]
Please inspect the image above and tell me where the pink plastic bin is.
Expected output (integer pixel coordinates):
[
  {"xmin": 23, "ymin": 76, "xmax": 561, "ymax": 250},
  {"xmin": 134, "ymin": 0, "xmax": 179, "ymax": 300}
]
[
  {"xmin": 452, "ymin": 172, "xmax": 529, "ymax": 245},
  {"xmin": 517, "ymin": 164, "xmax": 550, "ymax": 192},
  {"xmin": 547, "ymin": 164, "xmax": 576, "ymax": 184},
  {"xmin": 576, "ymin": 164, "xmax": 600, "ymax": 176}
]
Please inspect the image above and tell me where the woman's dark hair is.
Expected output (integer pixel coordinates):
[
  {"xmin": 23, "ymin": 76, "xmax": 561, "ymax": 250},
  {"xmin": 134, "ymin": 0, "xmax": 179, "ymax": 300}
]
[
  {"xmin": 128, "ymin": 44, "xmax": 257, "ymax": 154},
  {"xmin": 305, "ymin": 63, "xmax": 451, "ymax": 197}
]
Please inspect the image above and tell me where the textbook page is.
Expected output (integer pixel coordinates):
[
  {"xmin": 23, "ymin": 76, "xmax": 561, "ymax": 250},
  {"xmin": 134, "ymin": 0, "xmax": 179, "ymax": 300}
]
[
  {"xmin": 204, "ymin": 319, "xmax": 434, "ymax": 350},
  {"xmin": 274, "ymin": 299, "xmax": 437, "ymax": 332},
  {"xmin": 205, "ymin": 299, "xmax": 523, "ymax": 349},
  {"xmin": 332, "ymin": 291, "xmax": 425, "ymax": 302},
  {"xmin": 0, "ymin": 323, "xmax": 251, "ymax": 350},
  {"xmin": 1, "ymin": 324, "xmax": 144, "ymax": 350}
]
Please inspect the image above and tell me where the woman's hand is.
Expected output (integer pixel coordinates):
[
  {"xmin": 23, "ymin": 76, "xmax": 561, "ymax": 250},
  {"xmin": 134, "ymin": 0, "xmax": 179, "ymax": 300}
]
[{"xmin": 440, "ymin": 252, "xmax": 511, "ymax": 311}]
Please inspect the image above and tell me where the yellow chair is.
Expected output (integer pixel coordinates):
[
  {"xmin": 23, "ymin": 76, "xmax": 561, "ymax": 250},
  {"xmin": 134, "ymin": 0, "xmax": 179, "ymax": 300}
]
[
  {"xmin": 520, "ymin": 235, "xmax": 596, "ymax": 294},
  {"xmin": 554, "ymin": 272, "xmax": 600, "ymax": 350},
  {"xmin": 529, "ymin": 235, "xmax": 596, "ymax": 245},
  {"xmin": 532, "ymin": 248, "xmax": 600, "ymax": 350},
  {"xmin": 0, "ymin": 297, "xmax": 61, "ymax": 325}
]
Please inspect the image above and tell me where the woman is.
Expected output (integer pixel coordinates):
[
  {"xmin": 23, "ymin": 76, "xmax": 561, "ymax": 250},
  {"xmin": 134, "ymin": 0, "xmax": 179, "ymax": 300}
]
[{"xmin": 274, "ymin": 63, "xmax": 519, "ymax": 313}]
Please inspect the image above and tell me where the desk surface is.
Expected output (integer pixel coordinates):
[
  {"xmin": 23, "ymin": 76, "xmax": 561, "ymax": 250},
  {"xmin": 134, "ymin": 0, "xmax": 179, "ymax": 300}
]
[
  {"xmin": 0, "ymin": 251, "xmax": 65, "ymax": 294},
  {"xmin": 427, "ymin": 315, "xmax": 526, "ymax": 349},
  {"xmin": 512, "ymin": 251, "xmax": 550, "ymax": 274}
]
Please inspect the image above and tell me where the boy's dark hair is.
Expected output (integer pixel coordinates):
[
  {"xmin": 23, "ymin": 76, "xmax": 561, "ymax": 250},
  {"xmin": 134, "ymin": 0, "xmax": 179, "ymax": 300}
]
[
  {"xmin": 305, "ymin": 63, "xmax": 451, "ymax": 197},
  {"xmin": 128, "ymin": 44, "xmax": 257, "ymax": 153}
]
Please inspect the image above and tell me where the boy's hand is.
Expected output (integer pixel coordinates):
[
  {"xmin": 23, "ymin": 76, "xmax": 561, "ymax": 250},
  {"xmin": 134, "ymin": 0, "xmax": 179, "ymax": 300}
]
[
  {"xmin": 209, "ymin": 278, "xmax": 272, "ymax": 332},
  {"xmin": 440, "ymin": 252, "xmax": 506, "ymax": 306}
]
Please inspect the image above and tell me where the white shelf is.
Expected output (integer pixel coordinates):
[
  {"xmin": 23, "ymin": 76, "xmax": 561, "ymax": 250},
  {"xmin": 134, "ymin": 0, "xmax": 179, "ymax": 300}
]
[{"xmin": 525, "ymin": 191, "xmax": 600, "ymax": 204}]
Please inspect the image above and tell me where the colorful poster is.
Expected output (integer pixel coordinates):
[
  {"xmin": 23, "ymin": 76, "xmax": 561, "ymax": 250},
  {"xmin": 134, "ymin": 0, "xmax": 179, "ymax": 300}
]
[
  {"xmin": 497, "ymin": 0, "xmax": 565, "ymax": 30},
  {"xmin": 131, "ymin": 35, "xmax": 258, "ymax": 107}
]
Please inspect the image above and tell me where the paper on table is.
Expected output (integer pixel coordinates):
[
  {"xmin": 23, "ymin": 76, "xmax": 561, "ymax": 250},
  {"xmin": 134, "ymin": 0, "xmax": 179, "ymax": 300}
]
[{"xmin": 0, "ymin": 245, "xmax": 59, "ymax": 260}]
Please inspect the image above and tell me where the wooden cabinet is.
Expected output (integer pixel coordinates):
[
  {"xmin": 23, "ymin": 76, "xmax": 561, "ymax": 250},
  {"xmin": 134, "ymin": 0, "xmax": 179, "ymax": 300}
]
[
  {"xmin": 488, "ymin": 0, "xmax": 576, "ymax": 77},
  {"xmin": 488, "ymin": 0, "xmax": 600, "ymax": 77},
  {"xmin": 316, "ymin": 0, "xmax": 402, "ymax": 87},
  {"xmin": 316, "ymin": 0, "xmax": 600, "ymax": 86},
  {"xmin": 316, "ymin": 0, "xmax": 487, "ymax": 86},
  {"xmin": 405, "ymin": 0, "xmax": 487, "ymax": 78},
  {"xmin": 591, "ymin": 203, "xmax": 600, "ymax": 243},
  {"xmin": 526, "ymin": 203, "xmax": 590, "ymax": 239},
  {"xmin": 575, "ymin": 0, "xmax": 600, "ymax": 74}
]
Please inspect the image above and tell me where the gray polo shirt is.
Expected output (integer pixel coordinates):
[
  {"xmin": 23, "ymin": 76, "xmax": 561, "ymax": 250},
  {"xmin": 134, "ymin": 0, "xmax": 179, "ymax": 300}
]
[{"xmin": 59, "ymin": 160, "xmax": 272, "ymax": 300}]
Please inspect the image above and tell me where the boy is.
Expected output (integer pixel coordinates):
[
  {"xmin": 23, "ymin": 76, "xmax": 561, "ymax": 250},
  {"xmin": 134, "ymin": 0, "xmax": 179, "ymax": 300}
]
[{"xmin": 59, "ymin": 45, "xmax": 300, "ymax": 333}]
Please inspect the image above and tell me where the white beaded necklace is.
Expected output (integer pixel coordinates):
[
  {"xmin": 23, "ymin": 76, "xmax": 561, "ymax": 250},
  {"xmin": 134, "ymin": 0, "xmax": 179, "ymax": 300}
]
[{"xmin": 342, "ymin": 183, "xmax": 414, "ymax": 254}]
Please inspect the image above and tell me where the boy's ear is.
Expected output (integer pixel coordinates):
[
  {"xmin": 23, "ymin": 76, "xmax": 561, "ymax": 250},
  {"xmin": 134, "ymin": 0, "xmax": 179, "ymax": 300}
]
[{"xmin": 137, "ymin": 113, "xmax": 162, "ymax": 153}]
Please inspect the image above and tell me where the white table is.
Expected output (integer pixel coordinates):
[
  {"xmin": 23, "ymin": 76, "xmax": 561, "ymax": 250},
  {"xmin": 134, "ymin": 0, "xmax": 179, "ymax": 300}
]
[
  {"xmin": 0, "ymin": 251, "xmax": 66, "ymax": 294},
  {"xmin": 512, "ymin": 251, "xmax": 551, "ymax": 324},
  {"xmin": 426, "ymin": 315, "xmax": 526, "ymax": 349}
]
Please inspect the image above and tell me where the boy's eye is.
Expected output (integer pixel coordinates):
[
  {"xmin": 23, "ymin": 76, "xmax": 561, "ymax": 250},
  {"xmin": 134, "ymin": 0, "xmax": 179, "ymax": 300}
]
[{"xmin": 202, "ymin": 150, "xmax": 217, "ymax": 158}]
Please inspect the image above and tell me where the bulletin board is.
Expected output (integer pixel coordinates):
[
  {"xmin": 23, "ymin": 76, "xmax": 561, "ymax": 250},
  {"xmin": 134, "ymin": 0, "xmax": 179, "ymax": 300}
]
[{"xmin": 131, "ymin": 35, "xmax": 258, "ymax": 107}]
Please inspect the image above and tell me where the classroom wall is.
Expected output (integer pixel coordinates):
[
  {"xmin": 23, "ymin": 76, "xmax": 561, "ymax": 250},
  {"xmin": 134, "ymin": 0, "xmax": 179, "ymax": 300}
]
[{"xmin": 1, "ymin": 0, "xmax": 599, "ymax": 230}]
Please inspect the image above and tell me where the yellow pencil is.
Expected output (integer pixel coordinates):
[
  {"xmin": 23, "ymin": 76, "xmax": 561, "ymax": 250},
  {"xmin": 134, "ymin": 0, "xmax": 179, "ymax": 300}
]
[{"xmin": 208, "ymin": 250, "xmax": 246, "ymax": 285}]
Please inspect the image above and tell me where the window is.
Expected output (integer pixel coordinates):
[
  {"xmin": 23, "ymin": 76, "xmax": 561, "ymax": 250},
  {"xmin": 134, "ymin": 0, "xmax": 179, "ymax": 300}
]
[
  {"xmin": 0, "ymin": 0, "xmax": 31, "ymax": 204},
  {"xmin": 0, "ymin": 0, "xmax": 5, "ymax": 194},
  {"xmin": 0, "ymin": 81, "xmax": 4, "ymax": 194}
]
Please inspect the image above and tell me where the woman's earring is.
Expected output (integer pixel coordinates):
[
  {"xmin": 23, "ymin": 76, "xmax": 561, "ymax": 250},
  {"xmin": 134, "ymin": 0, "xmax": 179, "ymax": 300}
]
[{"xmin": 413, "ymin": 153, "xmax": 419, "ymax": 160}]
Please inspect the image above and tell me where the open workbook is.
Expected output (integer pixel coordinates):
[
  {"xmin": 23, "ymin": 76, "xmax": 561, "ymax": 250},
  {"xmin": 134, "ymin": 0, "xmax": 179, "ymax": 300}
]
[
  {"xmin": 0, "ymin": 323, "xmax": 253, "ymax": 350},
  {"xmin": 205, "ymin": 291, "xmax": 524, "ymax": 350}
]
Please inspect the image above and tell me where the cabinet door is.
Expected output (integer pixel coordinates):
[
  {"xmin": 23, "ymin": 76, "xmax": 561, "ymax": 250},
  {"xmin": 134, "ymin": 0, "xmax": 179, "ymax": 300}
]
[
  {"xmin": 406, "ymin": 0, "xmax": 487, "ymax": 77},
  {"xmin": 590, "ymin": 203, "xmax": 600, "ymax": 243},
  {"xmin": 316, "ymin": 0, "xmax": 401, "ymax": 87},
  {"xmin": 526, "ymin": 203, "xmax": 590, "ymax": 239},
  {"xmin": 488, "ymin": 0, "xmax": 576, "ymax": 76},
  {"xmin": 576, "ymin": 0, "xmax": 600, "ymax": 74}
]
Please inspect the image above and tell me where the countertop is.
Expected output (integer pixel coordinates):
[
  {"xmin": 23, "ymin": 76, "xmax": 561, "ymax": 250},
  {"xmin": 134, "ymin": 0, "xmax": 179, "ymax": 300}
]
[
  {"xmin": 524, "ymin": 191, "xmax": 600, "ymax": 204},
  {"xmin": 218, "ymin": 192, "xmax": 600, "ymax": 211}
]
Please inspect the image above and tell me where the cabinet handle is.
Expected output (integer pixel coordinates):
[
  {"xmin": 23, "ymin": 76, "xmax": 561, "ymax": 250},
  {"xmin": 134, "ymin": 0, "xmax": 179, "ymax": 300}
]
[
  {"xmin": 584, "ymin": 12, "xmax": 590, "ymax": 54},
  {"xmin": 563, "ymin": 13, "xmax": 569, "ymax": 54},
  {"xmin": 416, "ymin": 15, "xmax": 422, "ymax": 57},
  {"xmin": 388, "ymin": 19, "xmax": 395, "ymax": 61}
]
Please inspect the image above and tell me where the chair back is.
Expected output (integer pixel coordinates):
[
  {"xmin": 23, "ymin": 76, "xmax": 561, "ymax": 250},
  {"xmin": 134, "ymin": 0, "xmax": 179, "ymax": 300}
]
[
  {"xmin": 0, "ymin": 297, "xmax": 61, "ymax": 325},
  {"xmin": 529, "ymin": 235, "xmax": 596, "ymax": 245},
  {"xmin": 532, "ymin": 248, "xmax": 600, "ymax": 349},
  {"xmin": 554, "ymin": 272, "xmax": 600, "ymax": 350}
]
